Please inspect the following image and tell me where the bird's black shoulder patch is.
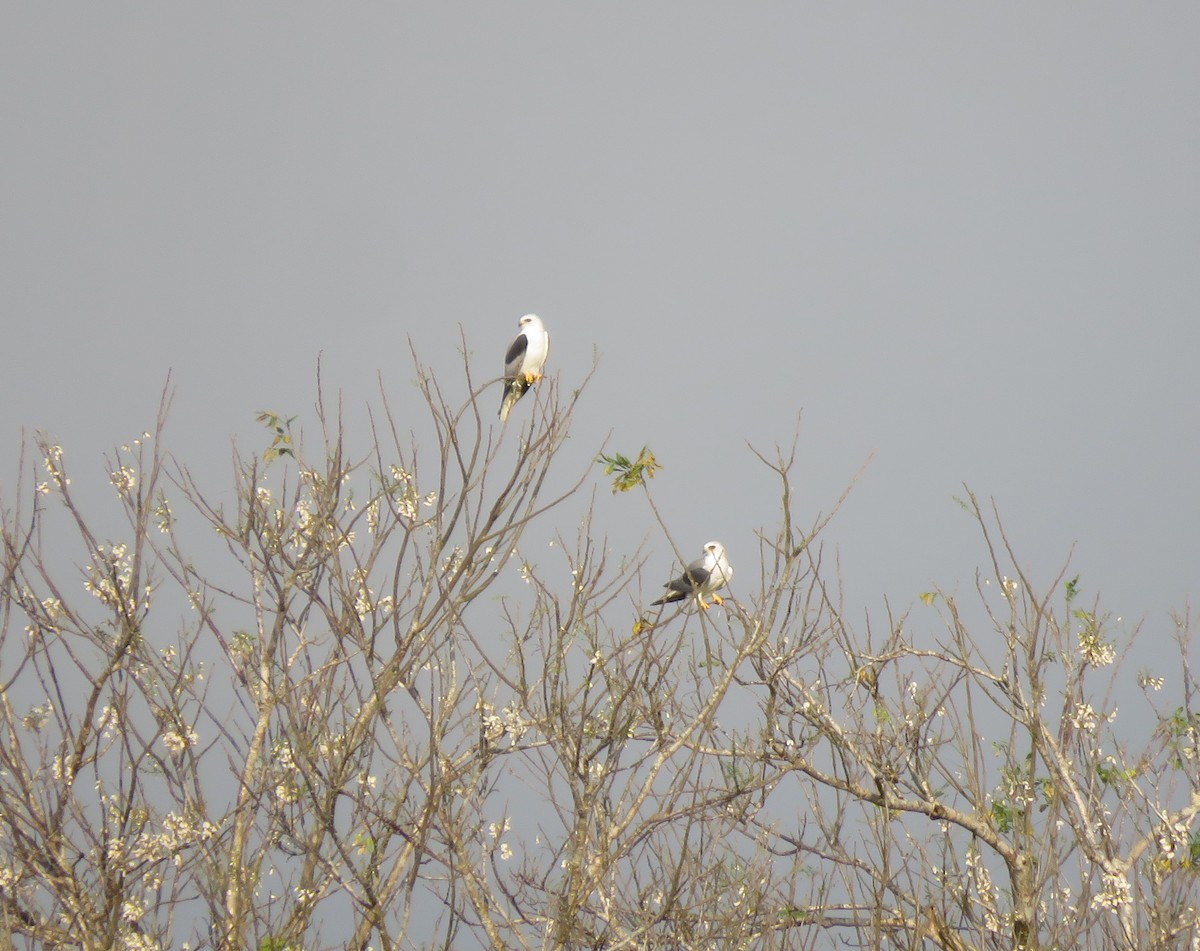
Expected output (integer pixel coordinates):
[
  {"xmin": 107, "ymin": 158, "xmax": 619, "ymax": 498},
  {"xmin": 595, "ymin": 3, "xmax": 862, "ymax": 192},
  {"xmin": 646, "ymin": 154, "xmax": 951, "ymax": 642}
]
[{"xmin": 504, "ymin": 333, "xmax": 529, "ymax": 378}]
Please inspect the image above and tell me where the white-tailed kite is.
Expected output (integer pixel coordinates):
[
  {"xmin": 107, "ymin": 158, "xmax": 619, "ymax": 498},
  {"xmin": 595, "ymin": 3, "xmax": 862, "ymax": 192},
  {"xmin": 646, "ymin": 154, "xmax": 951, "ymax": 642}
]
[
  {"xmin": 652, "ymin": 541, "xmax": 733, "ymax": 610},
  {"xmin": 499, "ymin": 314, "xmax": 550, "ymax": 423}
]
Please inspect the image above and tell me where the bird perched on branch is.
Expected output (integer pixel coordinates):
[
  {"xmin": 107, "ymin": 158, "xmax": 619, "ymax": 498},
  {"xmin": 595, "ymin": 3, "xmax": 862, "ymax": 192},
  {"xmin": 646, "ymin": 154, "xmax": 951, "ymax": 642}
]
[
  {"xmin": 499, "ymin": 314, "xmax": 550, "ymax": 423},
  {"xmin": 652, "ymin": 541, "xmax": 733, "ymax": 610}
]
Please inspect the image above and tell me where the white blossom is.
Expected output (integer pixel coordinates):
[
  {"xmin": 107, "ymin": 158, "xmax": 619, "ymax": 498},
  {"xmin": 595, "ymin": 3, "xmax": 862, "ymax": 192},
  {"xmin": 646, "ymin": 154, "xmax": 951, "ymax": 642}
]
[{"xmin": 1091, "ymin": 867, "xmax": 1131, "ymax": 913}]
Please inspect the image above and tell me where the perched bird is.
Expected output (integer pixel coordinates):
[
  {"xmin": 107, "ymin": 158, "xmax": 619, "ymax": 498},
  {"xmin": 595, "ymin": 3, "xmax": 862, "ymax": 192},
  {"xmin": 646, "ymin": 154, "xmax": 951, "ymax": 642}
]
[
  {"xmin": 652, "ymin": 541, "xmax": 733, "ymax": 610},
  {"xmin": 499, "ymin": 314, "xmax": 550, "ymax": 423}
]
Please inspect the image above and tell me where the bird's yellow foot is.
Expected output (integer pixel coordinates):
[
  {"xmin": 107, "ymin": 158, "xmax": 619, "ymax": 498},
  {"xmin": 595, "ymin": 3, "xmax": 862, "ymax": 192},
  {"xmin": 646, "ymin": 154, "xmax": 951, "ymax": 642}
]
[
  {"xmin": 698, "ymin": 598, "xmax": 711, "ymax": 611},
  {"xmin": 523, "ymin": 371, "xmax": 543, "ymax": 383},
  {"xmin": 711, "ymin": 594, "xmax": 725, "ymax": 606}
]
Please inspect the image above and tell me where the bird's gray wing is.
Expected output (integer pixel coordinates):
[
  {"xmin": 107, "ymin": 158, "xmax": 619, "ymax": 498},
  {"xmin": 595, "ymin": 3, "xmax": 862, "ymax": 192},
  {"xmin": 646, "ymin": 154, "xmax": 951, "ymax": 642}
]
[
  {"xmin": 666, "ymin": 559, "xmax": 711, "ymax": 595},
  {"xmin": 504, "ymin": 332, "xmax": 529, "ymax": 380}
]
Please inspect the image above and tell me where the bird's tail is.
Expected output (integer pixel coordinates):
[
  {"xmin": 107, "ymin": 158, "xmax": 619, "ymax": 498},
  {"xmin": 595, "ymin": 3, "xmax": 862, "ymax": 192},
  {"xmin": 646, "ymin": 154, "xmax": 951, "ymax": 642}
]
[{"xmin": 499, "ymin": 384, "xmax": 521, "ymax": 424}]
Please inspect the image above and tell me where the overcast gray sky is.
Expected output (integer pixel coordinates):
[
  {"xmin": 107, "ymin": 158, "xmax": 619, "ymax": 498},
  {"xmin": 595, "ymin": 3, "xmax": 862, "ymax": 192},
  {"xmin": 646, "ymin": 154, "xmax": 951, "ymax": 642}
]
[{"xmin": 3, "ymin": 6, "xmax": 1198, "ymax": 663}]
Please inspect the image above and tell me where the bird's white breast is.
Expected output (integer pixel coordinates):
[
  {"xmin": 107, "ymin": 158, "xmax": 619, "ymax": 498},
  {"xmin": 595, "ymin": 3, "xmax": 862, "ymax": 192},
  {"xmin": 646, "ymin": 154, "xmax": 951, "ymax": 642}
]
[{"xmin": 524, "ymin": 326, "xmax": 549, "ymax": 376}]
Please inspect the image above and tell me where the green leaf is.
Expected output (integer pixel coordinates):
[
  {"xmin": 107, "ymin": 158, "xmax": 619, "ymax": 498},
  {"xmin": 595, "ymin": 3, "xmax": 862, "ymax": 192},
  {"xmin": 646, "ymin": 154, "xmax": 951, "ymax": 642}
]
[
  {"xmin": 597, "ymin": 447, "xmax": 662, "ymax": 493},
  {"xmin": 991, "ymin": 800, "xmax": 1015, "ymax": 833},
  {"xmin": 1065, "ymin": 574, "xmax": 1081, "ymax": 601},
  {"xmin": 257, "ymin": 410, "xmax": 297, "ymax": 464}
]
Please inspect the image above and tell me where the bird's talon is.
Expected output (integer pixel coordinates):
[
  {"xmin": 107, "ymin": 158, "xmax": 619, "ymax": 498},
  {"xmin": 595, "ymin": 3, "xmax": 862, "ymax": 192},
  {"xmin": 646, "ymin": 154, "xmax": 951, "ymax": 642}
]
[{"xmin": 711, "ymin": 594, "xmax": 725, "ymax": 606}]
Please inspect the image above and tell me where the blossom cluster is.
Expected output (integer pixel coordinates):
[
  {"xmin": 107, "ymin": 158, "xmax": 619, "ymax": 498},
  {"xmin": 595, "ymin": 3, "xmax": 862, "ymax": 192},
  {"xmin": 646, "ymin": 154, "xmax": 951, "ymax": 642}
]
[
  {"xmin": 479, "ymin": 698, "xmax": 529, "ymax": 748},
  {"xmin": 385, "ymin": 465, "xmax": 437, "ymax": 522},
  {"xmin": 84, "ymin": 542, "xmax": 150, "ymax": 616}
]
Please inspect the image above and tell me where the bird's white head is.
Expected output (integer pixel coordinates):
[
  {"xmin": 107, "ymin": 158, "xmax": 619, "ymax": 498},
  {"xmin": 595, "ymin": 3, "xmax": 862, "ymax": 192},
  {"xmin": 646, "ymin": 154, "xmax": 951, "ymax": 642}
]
[
  {"xmin": 518, "ymin": 314, "xmax": 543, "ymax": 330},
  {"xmin": 702, "ymin": 541, "xmax": 732, "ymax": 588}
]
